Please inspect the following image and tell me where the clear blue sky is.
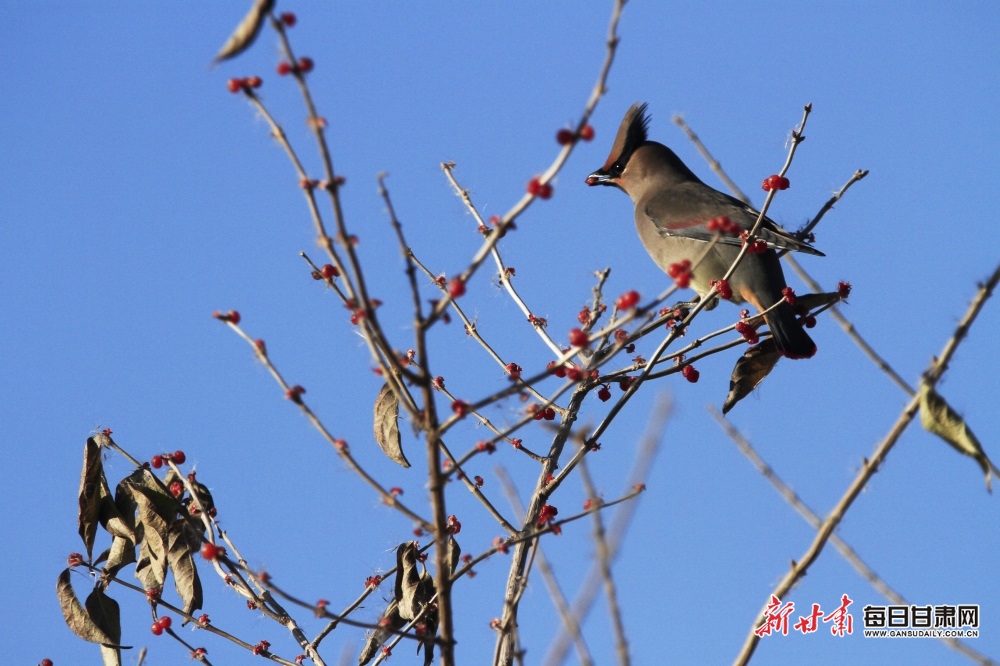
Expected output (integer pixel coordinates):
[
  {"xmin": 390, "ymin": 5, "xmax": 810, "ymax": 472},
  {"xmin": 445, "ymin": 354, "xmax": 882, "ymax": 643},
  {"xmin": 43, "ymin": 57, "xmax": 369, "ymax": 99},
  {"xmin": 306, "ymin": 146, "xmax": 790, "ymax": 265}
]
[{"xmin": 3, "ymin": 3, "xmax": 998, "ymax": 665}]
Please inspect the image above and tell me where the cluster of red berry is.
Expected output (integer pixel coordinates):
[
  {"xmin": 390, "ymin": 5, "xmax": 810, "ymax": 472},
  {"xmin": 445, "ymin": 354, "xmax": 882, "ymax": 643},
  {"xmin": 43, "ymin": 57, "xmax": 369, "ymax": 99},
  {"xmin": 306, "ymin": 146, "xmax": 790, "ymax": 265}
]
[
  {"xmin": 150, "ymin": 450, "xmax": 186, "ymax": 468},
  {"xmin": 151, "ymin": 615, "xmax": 172, "ymax": 636},
  {"xmin": 761, "ymin": 174, "xmax": 791, "ymax": 191}
]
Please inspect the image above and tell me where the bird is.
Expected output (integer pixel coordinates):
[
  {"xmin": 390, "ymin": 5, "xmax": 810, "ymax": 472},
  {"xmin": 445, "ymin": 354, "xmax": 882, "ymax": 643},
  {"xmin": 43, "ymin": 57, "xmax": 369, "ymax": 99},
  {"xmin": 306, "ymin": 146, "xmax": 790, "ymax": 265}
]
[{"xmin": 586, "ymin": 102, "xmax": 822, "ymax": 359}]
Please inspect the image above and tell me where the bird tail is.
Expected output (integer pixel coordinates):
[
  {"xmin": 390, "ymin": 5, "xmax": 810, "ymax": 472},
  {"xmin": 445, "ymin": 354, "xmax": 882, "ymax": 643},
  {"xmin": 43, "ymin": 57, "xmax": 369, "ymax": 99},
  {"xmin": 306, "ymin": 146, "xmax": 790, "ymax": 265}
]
[{"xmin": 765, "ymin": 302, "xmax": 817, "ymax": 360}]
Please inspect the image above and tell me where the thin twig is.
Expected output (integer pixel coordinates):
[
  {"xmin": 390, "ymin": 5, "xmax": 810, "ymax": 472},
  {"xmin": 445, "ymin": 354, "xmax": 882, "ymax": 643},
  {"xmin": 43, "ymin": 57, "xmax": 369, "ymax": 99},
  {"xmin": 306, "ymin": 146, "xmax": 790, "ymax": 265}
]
[
  {"xmin": 496, "ymin": 467, "xmax": 595, "ymax": 666},
  {"xmin": 544, "ymin": 397, "xmax": 670, "ymax": 665},
  {"xmin": 578, "ymin": 457, "xmax": 630, "ymax": 665}
]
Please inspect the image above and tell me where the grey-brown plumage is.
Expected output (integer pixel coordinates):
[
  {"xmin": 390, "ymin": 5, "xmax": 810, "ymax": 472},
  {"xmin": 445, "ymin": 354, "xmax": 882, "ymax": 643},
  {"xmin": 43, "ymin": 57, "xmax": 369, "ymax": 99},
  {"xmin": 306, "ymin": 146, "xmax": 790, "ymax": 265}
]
[{"xmin": 587, "ymin": 103, "xmax": 821, "ymax": 358}]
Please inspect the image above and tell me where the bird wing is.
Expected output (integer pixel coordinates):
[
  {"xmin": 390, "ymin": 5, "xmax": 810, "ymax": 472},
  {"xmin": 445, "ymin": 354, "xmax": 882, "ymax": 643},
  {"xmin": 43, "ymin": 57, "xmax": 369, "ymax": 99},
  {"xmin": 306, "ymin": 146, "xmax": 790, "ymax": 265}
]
[{"xmin": 641, "ymin": 183, "xmax": 824, "ymax": 256}]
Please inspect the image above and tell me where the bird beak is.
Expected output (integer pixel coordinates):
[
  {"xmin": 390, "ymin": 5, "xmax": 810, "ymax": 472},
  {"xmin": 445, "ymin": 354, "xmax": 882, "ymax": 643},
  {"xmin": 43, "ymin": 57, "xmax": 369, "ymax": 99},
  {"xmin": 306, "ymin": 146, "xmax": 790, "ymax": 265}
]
[{"xmin": 586, "ymin": 170, "xmax": 612, "ymax": 186}]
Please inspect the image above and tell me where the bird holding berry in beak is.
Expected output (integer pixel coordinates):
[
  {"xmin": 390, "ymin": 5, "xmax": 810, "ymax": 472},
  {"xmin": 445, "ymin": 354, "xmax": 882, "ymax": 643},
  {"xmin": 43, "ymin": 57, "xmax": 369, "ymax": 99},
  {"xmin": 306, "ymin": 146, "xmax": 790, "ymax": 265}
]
[{"xmin": 586, "ymin": 103, "xmax": 822, "ymax": 359}]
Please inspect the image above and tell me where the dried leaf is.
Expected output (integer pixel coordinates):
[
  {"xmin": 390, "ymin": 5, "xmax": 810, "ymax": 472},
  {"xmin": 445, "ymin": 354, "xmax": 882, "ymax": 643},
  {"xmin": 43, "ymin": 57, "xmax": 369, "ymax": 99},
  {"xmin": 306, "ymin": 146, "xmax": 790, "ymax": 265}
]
[
  {"xmin": 919, "ymin": 385, "xmax": 994, "ymax": 492},
  {"xmin": 85, "ymin": 587, "xmax": 121, "ymax": 641},
  {"xmin": 395, "ymin": 542, "xmax": 423, "ymax": 620},
  {"xmin": 57, "ymin": 569, "xmax": 118, "ymax": 646},
  {"xmin": 374, "ymin": 382, "xmax": 410, "ymax": 468},
  {"xmin": 794, "ymin": 291, "xmax": 842, "ymax": 311},
  {"xmin": 214, "ymin": 0, "xmax": 275, "ymax": 62},
  {"xmin": 721, "ymin": 340, "xmax": 782, "ymax": 414},
  {"xmin": 102, "ymin": 536, "xmax": 136, "ymax": 580},
  {"xmin": 168, "ymin": 520, "xmax": 204, "ymax": 617},
  {"xmin": 358, "ymin": 599, "xmax": 404, "ymax": 665},
  {"xmin": 125, "ymin": 476, "xmax": 175, "ymax": 590},
  {"xmin": 446, "ymin": 536, "xmax": 461, "ymax": 576},
  {"xmin": 78, "ymin": 437, "xmax": 107, "ymax": 559}
]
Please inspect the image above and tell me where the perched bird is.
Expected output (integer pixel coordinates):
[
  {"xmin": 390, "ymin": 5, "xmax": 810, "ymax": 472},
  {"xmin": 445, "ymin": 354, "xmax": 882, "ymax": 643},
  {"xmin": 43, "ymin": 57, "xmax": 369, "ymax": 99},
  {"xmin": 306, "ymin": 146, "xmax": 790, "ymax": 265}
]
[{"xmin": 586, "ymin": 103, "xmax": 822, "ymax": 359}]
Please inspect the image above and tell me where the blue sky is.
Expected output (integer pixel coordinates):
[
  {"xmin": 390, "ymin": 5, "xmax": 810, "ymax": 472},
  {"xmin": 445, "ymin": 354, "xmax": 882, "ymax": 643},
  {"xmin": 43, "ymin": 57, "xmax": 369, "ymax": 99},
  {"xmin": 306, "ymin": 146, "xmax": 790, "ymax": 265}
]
[{"xmin": 3, "ymin": 3, "xmax": 999, "ymax": 665}]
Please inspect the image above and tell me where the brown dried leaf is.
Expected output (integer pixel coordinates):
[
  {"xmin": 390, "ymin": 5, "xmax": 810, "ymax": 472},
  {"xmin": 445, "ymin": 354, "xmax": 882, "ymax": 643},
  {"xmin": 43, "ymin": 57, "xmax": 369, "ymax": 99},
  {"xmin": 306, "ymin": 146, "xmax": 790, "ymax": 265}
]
[
  {"xmin": 214, "ymin": 0, "xmax": 275, "ymax": 62},
  {"xmin": 102, "ymin": 536, "xmax": 136, "ymax": 580},
  {"xmin": 446, "ymin": 536, "xmax": 461, "ymax": 576},
  {"xmin": 168, "ymin": 521, "xmax": 204, "ymax": 617},
  {"xmin": 795, "ymin": 291, "xmax": 842, "ymax": 311},
  {"xmin": 57, "ymin": 569, "xmax": 117, "ymax": 646},
  {"xmin": 78, "ymin": 437, "xmax": 107, "ymax": 559},
  {"xmin": 86, "ymin": 587, "xmax": 123, "ymax": 666},
  {"xmin": 374, "ymin": 382, "xmax": 410, "ymax": 468},
  {"xmin": 721, "ymin": 340, "xmax": 782, "ymax": 414},
  {"xmin": 395, "ymin": 542, "xmax": 422, "ymax": 620},
  {"xmin": 126, "ymin": 477, "xmax": 174, "ymax": 590},
  {"xmin": 919, "ymin": 385, "xmax": 994, "ymax": 492}
]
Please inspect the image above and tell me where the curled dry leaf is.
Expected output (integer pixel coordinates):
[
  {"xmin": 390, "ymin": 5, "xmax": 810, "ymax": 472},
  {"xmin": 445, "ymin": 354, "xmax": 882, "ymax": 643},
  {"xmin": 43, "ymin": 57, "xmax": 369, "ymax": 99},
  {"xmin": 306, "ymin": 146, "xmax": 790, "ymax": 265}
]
[
  {"xmin": 794, "ymin": 291, "xmax": 842, "ymax": 312},
  {"xmin": 919, "ymin": 384, "xmax": 994, "ymax": 492},
  {"xmin": 122, "ymin": 471, "xmax": 175, "ymax": 591},
  {"xmin": 167, "ymin": 521, "xmax": 204, "ymax": 617},
  {"xmin": 374, "ymin": 382, "xmax": 410, "ymax": 468},
  {"xmin": 214, "ymin": 0, "xmax": 276, "ymax": 62},
  {"xmin": 78, "ymin": 437, "xmax": 107, "ymax": 560},
  {"xmin": 446, "ymin": 536, "xmax": 462, "ymax": 576},
  {"xmin": 57, "ymin": 568, "xmax": 127, "ymax": 666},
  {"xmin": 721, "ymin": 339, "xmax": 782, "ymax": 414},
  {"xmin": 395, "ymin": 542, "xmax": 424, "ymax": 621}
]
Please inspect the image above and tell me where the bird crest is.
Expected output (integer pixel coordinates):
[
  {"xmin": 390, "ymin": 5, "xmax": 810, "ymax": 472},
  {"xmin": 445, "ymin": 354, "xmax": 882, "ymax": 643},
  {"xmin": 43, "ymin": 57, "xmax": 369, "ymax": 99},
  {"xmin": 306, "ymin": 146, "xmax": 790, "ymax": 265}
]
[{"xmin": 601, "ymin": 102, "xmax": 650, "ymax": 171}]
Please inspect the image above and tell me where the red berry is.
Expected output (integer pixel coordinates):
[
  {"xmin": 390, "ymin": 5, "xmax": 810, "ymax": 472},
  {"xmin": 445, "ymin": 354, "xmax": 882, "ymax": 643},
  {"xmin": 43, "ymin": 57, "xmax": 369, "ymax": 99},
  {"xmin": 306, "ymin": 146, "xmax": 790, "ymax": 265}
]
[
  {"xmin": 837, "ymin": 281, "xmax": 852, "ymax": 299},
  {"xmin": 527, "ymin": 177, "xmax": 542, "ymax": 195},
  {"xmin": 280, "ymin": 12, "xmax": 297, "ymax": 26},
  {"xmin": 158, "ymin": 616, "xmax": 172, "ymax": 629},
  {"xmin": 448, "ymin": 277, "xmax": 466, "ymax": 298},
  {"xmin": 538, "ymin": 182, "xmax": 553, "ymax": 199},
  {"xmin": 547, "ymin": 361, "xmax": 567, "ymax": 378},
  {"xmin": 556, "ymin": 128, "xmax": 574, "ymax": 145},
  {"xmin": 298, "ymin": 57, "xmax": 314, "ymax": 73},
  {"xmin": 762, "ymin": 175, "xmax": 782, "ymax": 191},
  {"xmin": 474, "ymin": 475, "xmax": 484, "ymax": 487},
  {"xmin": 451, "ymin": 400, "xmax": 468, "ymax": 417},
  {"xmin": 505, "ymin": 362, "xmax": 522, "ymax": 380},
  {"xmin": 778, "ymin": 176, "xmax": 790, "ymax": 190},
  {"xmin": 781, "ymin": 287, "xmax": 797, "ymax": 305},
  {"xmin": 568, "ymin": 328, "xmax": 589, "ymax": 347},
  {"xmin": 151, "ymin": 455, "xmax": 163, "ymax": 469},
  {"xmin": 169, "ymin": 481, "xmax": 183, "ymax": 498},
  {"xmin": 226, "ymin": 78, "xmax": 243, "ymax": 93},
  {"xmin": 615, "ymin": 290, "xmax": 640, "ymax": 310},
  {"xmin": 713, "ymin": 279, "xmax": 733, "ymax": 300},
  {"xmin": 67, "ymin": 552, "xmax": 84, "ymax": 567},
  {"xmin": 597, "ymin": 386, "xmax": 611, "ymax": 402},
  {"xmin": 681, "ymin": 365, "xmax": 700, "ymax": 383},
  {"xmin": 389, "ymin": 487, "xmax": 403, "ymax": 496},
  {"xmin": 41, "ymin": 660, "xmax": 53, "ymax": 666},
  {"xmin": 579, "ymin": 124, "xmax": 595, "ymax": 141},
  {"xmin": 172, "ymin": 450, "xmax": 186, "ymax": 464},
  {"xmin": 804, "ymin": 315, "xmax": 817, "ymax": 328},
  {"xmin": 277, "ymin": 61, "xmax": 293, "ymax": 76},
  {"xmin": 245, "ymin": 75, "xmax": 262, "ymax": 89},
  {"xmin": 152, "ymin": 622, "xmax": 164, "ymax": 636},
  {"xmin": 201, "ymin": 542, "xmax": 219, "ymax": 560}
]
